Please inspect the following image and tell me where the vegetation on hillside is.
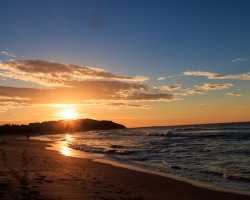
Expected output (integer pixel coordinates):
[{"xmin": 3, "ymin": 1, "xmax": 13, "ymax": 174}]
[{"xmin": 0, "ymin": 118, "xmax": 126, "ymax": 135}]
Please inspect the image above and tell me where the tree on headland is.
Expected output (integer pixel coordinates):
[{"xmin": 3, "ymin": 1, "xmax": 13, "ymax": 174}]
[{"xmin": 0, "ymin": 118, "xmax": 126, "ymax": 135}]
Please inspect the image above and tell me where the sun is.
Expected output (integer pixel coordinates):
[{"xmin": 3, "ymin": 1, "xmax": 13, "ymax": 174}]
[{"xmin": 61, "ymin": 108, "xmax": 78, "ymax": 120}]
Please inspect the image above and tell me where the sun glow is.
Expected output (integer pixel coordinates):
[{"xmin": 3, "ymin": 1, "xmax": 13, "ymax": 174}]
[{"xmin": 60, "ymin": 108, "xmax": 78, "ymax": 120}]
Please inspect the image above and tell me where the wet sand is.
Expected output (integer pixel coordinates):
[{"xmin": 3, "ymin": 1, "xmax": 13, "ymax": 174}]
[{"xmin": 0, "ymin": 136, "xmax": 249, "ymax": 200}]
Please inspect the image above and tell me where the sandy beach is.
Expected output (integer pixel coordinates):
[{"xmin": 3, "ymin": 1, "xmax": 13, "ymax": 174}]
[{"xmin": 0, "ymin": 136, "xmax": 249, "ymax": 200}]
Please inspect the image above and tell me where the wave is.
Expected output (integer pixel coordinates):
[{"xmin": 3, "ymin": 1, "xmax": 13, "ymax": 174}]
[
  {"xmin": 74, "ymin": 127, "xmax": 250, "ymax": 141},
  {"xmin": 162, "ymin": 161, "xmax": 182, "ymax": 170},
  {"xmin": 188, "ymin": 133, "xmax": 250, "ymax": 140},
  {"xmin": 223, "ymin": 174, "xmax": 250, "ymax": 183},
  {"xmin": 173, "ymin": 127, "xmax": 198, "ymax": 131},
  {"xmin": 68, "ymin": 144, "xmax": 135, "ymax": 155},
  {"xmin": 145, "ymin": 131, "xmax": 249, "ymax": 139},
  {"xmin": 173, "ymin": 125, "xmax": 250, "ymax": 132},
  {"xmin": 204, "ymin": 171, "xmax": 250, "ymax": 183},
  {"xmin": 147, "ymin": 130, "xmax": 174, "ymax": 137}
]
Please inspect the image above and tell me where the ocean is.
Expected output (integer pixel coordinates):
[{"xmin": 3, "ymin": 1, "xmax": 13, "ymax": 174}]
[{"xmin": 33, "ymin": 122, "xmax": 250, "ymax": 193}]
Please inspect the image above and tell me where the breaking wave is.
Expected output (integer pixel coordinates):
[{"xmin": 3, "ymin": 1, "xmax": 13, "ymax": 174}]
[
  {"xmin": 205, "ymin": 171, "xmax": 250, "ymax": 183},
  {"xmin": 147, "ymin": 130, "xmax": 174, "ymax": 137},
  {"xmin": 35, "ymin": 122, "xmax": 250, "ymax": 192},
  {"xmin": 68, "ymin": 143, "xmax": 135, "ymax": 155}
]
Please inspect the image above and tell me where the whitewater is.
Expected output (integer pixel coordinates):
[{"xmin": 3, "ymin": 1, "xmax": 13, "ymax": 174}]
[{"xmin": 34, "ymin": 122, "xmax": 250, "ymax": 192}]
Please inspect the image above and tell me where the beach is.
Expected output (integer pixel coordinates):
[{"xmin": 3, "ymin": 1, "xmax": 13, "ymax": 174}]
[{"xmin": 0, "ymin": 136, "xmax": 249, "ymax": 200}]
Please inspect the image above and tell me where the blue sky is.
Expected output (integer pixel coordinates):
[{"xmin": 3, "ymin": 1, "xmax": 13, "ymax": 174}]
[{"xmin": 0, "ymin": 0, "xmax": 249, "ymax": 126}]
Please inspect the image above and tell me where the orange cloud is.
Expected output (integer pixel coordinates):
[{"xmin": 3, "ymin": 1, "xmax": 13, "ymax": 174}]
[
  {"xmin": 0, "ymin": 60, "xmax": 149, "ymax": 87},
  {"xmin": 0, "ymin": 60, "xmax": 177, "ymax": 111}
]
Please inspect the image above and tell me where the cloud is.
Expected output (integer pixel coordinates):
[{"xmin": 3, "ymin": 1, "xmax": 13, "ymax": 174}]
[
  {"xmin": 0, "ymin": 96, "xmax": 31, "ymax": 101},
  {"xmin": 0, "ymin": 82, "xmax": 146, "ymax": 103},
  {"xmin": 72, "ymin": 100, "xmax": 151, "ymax": 110},
  {"xmin": 0, "ymin": 60, "xmax": 149, "ymax": 87},
  {"xmin": 231, "ymin": 58, "xmax": 247, "ymax": 62},
  {"xmin": 195, "ymin": 83, "xmax": 233, "ymax": 90},
  {"xmin": 0, "ymin": 85, "xmax": 176, "ymax": 111},
  {"xmin": 0, "ymin": 101, "xmax": 30, "ymax": 112},
  {"xmin": 0, "ymin": 60, "xmax": 178, "ymax": 111},
  {"xmin": 187, "ymin": 89, "xmax": 206, "ymax": 94},
  {"xmin": 176, "ymin": 89, "xmax": 206, "ymax": 96},
  {"xmin": 160, "ymin": 84, "xmax": 182, "ymax": 91},
  {"xmin": 104, "ymin": 102, "xmax": 150, "ymax": 109},
  {"xmin": 225, "ymin": 92, "xmax": 241, "ymax": 97},
  {"xmin": 157, "ymin": 77, "xmax": 166, "ymax": 81},
  {"xmin": 184, "ymin": 71, "xmax": 250, "ymax": 80},
  {"xmin": 184, "ymin": 71, "xmax": 216, "ymax": 77},
  {"xmin": 0, "ymin": 51, "xmax": 16, "ymax": 58},
  {"xmin": 126, "ymin": 93, "xmax": 174, "ymax": 101}
]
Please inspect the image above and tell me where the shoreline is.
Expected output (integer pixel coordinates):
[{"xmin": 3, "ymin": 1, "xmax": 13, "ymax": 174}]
[
  {"xmin": 46, "ymin": 139, "xmax": 250, "ymax": 196},
  {"xmin": 0, "ymin": 135, "xmax": 249, "ymax": 199}
]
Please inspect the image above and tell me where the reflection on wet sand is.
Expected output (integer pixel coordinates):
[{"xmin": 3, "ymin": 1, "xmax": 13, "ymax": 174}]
[{"xmin": 60, "ymin": 141, "xmax": 72, "ymax": 156}]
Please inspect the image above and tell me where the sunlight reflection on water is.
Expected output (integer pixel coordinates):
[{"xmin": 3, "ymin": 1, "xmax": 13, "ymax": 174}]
[
  {"xmin": 65, "ymin": 134, "xmax": 73, "ymax": 141},
  {"xmin": 60, "ymin": 141, "xmax": 72, "ymax": 156}
]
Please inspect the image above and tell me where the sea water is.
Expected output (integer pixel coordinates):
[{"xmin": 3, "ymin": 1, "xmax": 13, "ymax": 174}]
[{"xmin": 34, "ymin": 122, "xmax": 250, "ymax": 192}]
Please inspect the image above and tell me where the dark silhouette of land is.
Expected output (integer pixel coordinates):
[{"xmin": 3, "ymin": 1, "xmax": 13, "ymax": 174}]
[{"xmin": 0, "ymin": 118, "xmax": 126, "ymax": 135}]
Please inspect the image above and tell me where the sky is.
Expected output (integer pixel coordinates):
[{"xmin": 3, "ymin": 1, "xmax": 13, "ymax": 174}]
[{"xmin": 0, "ymin": 0, "xmax": 250, "ymax": 127}]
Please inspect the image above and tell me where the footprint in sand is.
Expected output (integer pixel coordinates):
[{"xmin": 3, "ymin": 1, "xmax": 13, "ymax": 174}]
[
  {"xmin": 35, "ymin": 175, "xmax": 46, "ymax": 184},
  {"xmin": 0, "ymin": 182, "xmax": 10, "ymax": 197},
  {"xmin": 92, "ymin": 180, "xmax": 102, "ymax": 184}
]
